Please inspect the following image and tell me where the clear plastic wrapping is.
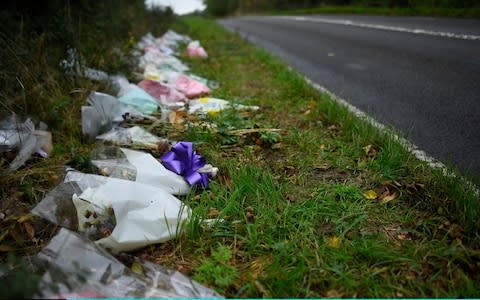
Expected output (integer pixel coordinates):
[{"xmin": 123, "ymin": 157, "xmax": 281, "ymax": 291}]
[{"xmin": 35, "ymin": 228, "xmax": 222, "ymax": 298}]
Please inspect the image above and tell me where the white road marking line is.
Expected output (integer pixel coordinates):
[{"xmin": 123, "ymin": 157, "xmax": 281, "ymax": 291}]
[
  {"xmin": 301, "ymin": 74, "xmax": 479, "ymax": 195},
  {"xmin": 223, "ymin": 21, "xmax": 479, "ymax": 192},
  {"xmin": 276, "ymin": 16, "xmax": 480, "ymax": 40},
  {"xmin": 301, "ymin": 75, "xmax": 446, "ymax": 170}
]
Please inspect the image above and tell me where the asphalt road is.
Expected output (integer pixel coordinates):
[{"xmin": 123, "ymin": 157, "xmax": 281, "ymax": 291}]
[{"xmin": 219, "ymin": 15, "xmax": 480, "ymax": 179}]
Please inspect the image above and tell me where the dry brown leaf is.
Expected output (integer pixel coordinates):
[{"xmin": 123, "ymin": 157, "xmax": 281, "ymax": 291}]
[
  {"xmin": 217, "ymin": 172, "xmax": 232, "ymax": 188},
  {"xmin": 23, "ymin": 222, "xmax": 35, "ymax": 239},
  {"xmin": 325, "ymin": 289, "xmax": 344, "ymax": 298},
  {"xmin": 448, "ymin": 223, "xmax": 463, "ymax": 239},
  {"xmin": 168, "ymin": 110, "xmax": 185, "ymax": 125},
  {"xmin": 250, "ymin": 259, "xmax": 265, "ymax": 279},
  {"xmin": 285, "ymin": 193, "xmax": 296, "ymax": 202},
  {"xmin": 16, "ymin": 214, "xmax": 34, "ymax": 223},
  {"xmin": 47, "ymin": 171, "xmax": 60, "ymax": 184},
  {"xmin": 283, "ymin": 165, "xmax": 297, "ymax": 176},
  {"xmin": 377, "ymin": 182, "xmax": 399, "ymax": 204},
  {"xmin": 364, "ymin": 144, "xmax": 377, "ymax": 157},
  {"xmin": 380, "ymin": 192, "xmax": 398, "ymax": 203},
  {"xmin": 208, "ymin": 208, "xmax": 219, "ymax": 219}
]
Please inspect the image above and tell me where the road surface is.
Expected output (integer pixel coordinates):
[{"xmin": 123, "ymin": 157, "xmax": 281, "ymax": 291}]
[{"xmin": 219, "ymin": 15, "xmax": 480, "ymax": 179}]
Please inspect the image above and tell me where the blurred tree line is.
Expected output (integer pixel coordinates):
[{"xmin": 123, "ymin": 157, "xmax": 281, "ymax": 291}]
[
  {"xmin": 0, "ymin": 0, "xmax": 174, "ymax": 52},
  {"xmin": 0, "ymin": 0, "xmax": 174, "ymax": 128},
  {"xmin": 204, "ymin": 0, "xmax": 478, "ymax": 16}
]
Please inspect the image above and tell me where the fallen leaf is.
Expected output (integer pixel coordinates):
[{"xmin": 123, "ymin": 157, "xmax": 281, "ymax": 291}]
[
  {"xmin": 448, "ymin": 223, "xmax": 463, "ymax": 239},
  {"xmin": 17, "ymin": 214, "xmax": 34, "ymax": 223},
  {"xmin": 325, "ymin": 289, "xmax": 344, "ymax": 298},
  {"xmin": 176, "ymin": 264, "xmax": 189, "ymax": 275},
  {"xmin": 23, "ymin": 222, "xmax": 35, "ymax": 239},
  {"xmin": 131, "ymin": 261, "xmax": 144, "ymax": 275},
  {"xmin": 285, "ymin": 193, "xmax": 296, "ymax": 202},
  {"xmin": 47, "ymin": 171, "xmax": 60, "ymax": 184},
  {"xmin": 376, "ymin": 182, "xmax": 399, "ymax": 204},
  {"xmin": 363, "ymin": 190, "xmax": 378, "ymax": 200},
  {"xmin": 168, "ymin": 110, "xmax": 185, "ymax": 125},
  {"xmin": 379, "ymin": 191, "xmax": 398, "ymax": 204},
  {"xmin": 250, "ymin": 259, "xmax": 265, "ymax": 279},
  {"xmin": 245, "ymin": 207, "xmax": 254, "ymax": 213},
  {"xmin": 364, "ymin": 144, "xmax": 377, "ymax": 157},
  {"xmin": 327, "ymin": 124, "xmax": 339, "ymax": 132},
  {"xmin": 283, "ymin": 165, "xmax": 297, "ymax": 176},
  {"xmin": 208, "ymin": 208, "xmax": 219, "ymax": 219},
  {"xmin": 327, "ymin": 236, "xmax": 341, "ymax": 248},
  {"xmin": 217, "ymin": 172, "xmax": 232, "ymax": 188},
  {"xmin": 308, "ymin": 100, "xmax": 316, "ymax": 107},
  {"xmin": 156, "ymin": 141, "xmax": 170, "ymax": 155}
]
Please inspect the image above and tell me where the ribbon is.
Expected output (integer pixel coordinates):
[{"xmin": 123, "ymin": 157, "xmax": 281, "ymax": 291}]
[{"xmin": 161, "ymin": 142, "xmax": 209, "ymax": 188}]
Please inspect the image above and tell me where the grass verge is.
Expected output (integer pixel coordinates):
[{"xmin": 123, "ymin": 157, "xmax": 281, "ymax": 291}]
[{"xmin": 151, "ymin": 17, "xmax": 478, "ymax": 297}]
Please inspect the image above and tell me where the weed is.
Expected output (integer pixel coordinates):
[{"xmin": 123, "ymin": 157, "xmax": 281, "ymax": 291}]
[{"xmin": 193, "ymin": 244, "xmax": 238, "ymax": 291}]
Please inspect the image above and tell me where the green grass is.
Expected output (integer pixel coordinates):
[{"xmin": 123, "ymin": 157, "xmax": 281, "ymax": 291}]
[
  {"xmin": 267, "ymin": 5, "xmax": 480, "ymax": 18},
  {"xmin": 145, "ymin": 17, "xmax": 480, "ymax": 297}
]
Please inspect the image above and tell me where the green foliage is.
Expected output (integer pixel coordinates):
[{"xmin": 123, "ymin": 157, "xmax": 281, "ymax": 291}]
[
  {"xmin": 259, "ymin": 131, "xmax": 280, "ymax": 145},
  {"xmin": 0, "ymin": 254, "xmax": 42, "ymax": 298},
  {"xmin": 194, "ymin": 244, "xmax": 238, "ymax": 290},
  {"xmin": 206, "ymin": 0, "xmax": 480, "ymax": 15},
  {"xmin": 204, "ymin": 0, "xmax": 240, "ymax": 16},
  {"xmin": 0, "ymin": 0, "xmax": 174, "ymax": 123}
]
